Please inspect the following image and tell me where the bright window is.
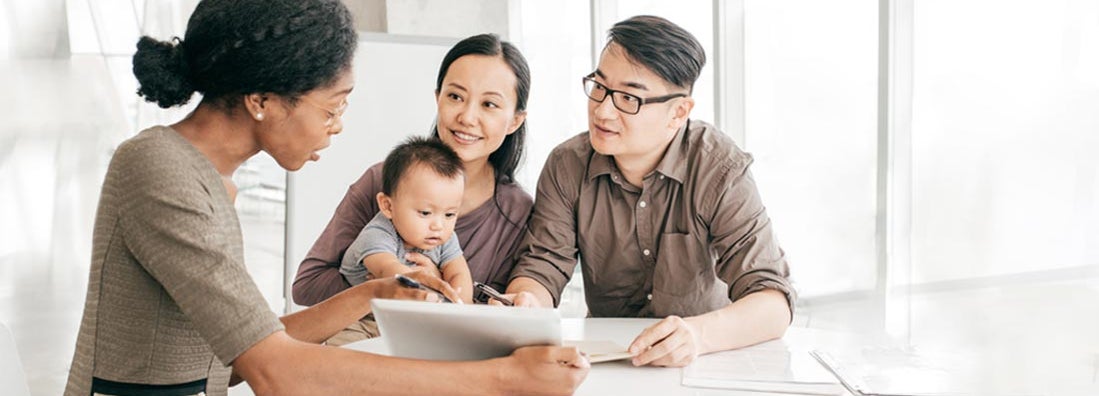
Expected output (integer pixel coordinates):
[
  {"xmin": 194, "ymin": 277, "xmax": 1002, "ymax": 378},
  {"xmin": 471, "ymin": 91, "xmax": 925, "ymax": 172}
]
[
  {"xmin": 744, "ymin": 0, "xmax": 879, "ymax": 297},
  {"xmin": 911, "ymin": 0, "xmax": 1099, "ymax": 283}
]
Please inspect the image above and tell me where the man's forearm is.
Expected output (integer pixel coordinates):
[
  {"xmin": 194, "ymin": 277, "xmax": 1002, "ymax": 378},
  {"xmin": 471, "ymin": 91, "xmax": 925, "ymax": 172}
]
[
  {"xmin": 686, "ymin": 289, "xmax": 791, "ymax": 354},
  {"xmin": 506, "ymin": 276, "xmax": 556, "ymax": 307}
]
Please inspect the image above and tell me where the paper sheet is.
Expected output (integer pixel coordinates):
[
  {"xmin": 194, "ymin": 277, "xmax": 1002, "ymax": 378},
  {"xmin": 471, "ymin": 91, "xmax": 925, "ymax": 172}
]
[{"xmin": 682, "ymin": 348, "xmax": 844, "ymax": 395}]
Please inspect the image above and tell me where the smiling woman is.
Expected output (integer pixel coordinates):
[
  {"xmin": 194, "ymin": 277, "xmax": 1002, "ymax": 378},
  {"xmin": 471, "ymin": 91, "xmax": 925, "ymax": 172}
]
[{"xmin": 292, "ymin": 34, "xmax": 538, "ymax": 316}]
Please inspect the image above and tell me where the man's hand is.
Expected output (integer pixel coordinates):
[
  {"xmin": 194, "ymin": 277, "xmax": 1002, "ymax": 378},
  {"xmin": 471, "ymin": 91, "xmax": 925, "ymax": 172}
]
[
  {"xmin": 628, "ymin": 315, "xmax": 702, "ymax": 367},
  {"xmin": 401, "ymin": 270, "xmax": 462, "ymax": 303},
  {"xmin": 498, "ymin": 277, "xmax": 555, "ymax": 308},
  {"xmin": 489, "ymin": 291, "xmax": 545, "ymax": 307}
]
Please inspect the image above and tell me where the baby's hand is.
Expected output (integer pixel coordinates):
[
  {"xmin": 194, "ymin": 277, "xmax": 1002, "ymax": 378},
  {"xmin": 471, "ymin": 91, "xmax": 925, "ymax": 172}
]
[
  {"xmin": 404, "ymin": 252, "xmax": 442, "ymax": 279},
  {"xmin": 401, "ymin": 270, "xmax": 462, "ymax": 303}
]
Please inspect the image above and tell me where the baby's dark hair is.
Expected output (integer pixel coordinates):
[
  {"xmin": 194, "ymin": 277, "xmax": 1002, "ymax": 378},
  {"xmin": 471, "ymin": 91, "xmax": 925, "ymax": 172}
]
[
  {"xmin": 132, "ymin": 0, "xmax": 357, "ymax": 109},
  {"xmin": 382, "ymin": 136, "xmax": 464, "ymax": 196}
]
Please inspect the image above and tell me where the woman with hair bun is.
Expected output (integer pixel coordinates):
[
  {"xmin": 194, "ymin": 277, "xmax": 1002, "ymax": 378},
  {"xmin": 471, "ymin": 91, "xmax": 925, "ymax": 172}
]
[{"xmin": 65, "ymin": 1, "xmax": 587, "ymax": 395}]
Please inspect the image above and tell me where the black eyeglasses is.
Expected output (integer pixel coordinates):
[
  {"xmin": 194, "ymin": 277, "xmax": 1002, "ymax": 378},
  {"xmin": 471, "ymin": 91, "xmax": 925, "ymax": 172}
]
[{"xmin": 582, "ymin": 74, "xmax": 687, "ymax": 115}]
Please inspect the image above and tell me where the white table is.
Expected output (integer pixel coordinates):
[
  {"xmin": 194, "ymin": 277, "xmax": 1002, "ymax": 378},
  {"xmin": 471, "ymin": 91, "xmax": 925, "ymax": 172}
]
[{"xmin": 345, "ymin": 318, "xmax": 873, "ymax": 395}]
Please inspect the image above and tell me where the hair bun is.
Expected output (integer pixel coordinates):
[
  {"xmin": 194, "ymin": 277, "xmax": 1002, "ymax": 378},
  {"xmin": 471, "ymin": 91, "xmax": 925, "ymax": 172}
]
[{"xmin": 133, "ymin": 36, "xmax": 195, "ymax": 108}]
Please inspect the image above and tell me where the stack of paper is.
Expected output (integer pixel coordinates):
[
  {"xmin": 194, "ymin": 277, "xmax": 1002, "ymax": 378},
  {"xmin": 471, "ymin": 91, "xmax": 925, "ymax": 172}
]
[{"xmin": 681, "ymin": 347, "xmax": 845, "ymax": 395}]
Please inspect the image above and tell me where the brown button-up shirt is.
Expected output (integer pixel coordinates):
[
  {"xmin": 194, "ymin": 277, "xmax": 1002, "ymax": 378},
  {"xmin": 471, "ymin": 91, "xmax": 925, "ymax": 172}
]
[{"xmin": 511, "ymin": 120, "xmax": 795, "ymax": 318}]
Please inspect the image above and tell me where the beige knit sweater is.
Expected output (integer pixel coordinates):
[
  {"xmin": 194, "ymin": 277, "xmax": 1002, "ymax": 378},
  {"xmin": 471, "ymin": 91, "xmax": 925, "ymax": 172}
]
[{"xmin": 65, "ymin": 126, "xmax": 284, "ymax": 396}]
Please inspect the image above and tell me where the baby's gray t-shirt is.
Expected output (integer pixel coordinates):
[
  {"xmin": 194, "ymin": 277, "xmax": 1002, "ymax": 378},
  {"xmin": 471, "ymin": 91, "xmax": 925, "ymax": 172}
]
[{"xmin": 340, "ymin": 212, "xmax": 463, "ymax": 285}]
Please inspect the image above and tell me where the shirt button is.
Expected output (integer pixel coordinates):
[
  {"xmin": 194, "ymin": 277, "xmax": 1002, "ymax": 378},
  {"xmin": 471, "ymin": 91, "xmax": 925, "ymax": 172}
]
[
  {"xmin": 642, "ymin": 249, "xmax": 651, "ymax": 256},
  {"xmin": 646, "ymin": 293, "xmax": 653, "ymax": 301},
  {"xmin": 639, "ymin": 201, "xmax": 647, "ymax": 208},
  {"xmin": 659, "ymin": 175, "xmax": 665, "ymax": 180}
]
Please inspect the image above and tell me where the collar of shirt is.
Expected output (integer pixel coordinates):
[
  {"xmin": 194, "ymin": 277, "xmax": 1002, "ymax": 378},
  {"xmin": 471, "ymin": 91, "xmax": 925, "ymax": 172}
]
[{"xmin": 585, "ymin": 120, "xmax": 692, "ymax": 184}]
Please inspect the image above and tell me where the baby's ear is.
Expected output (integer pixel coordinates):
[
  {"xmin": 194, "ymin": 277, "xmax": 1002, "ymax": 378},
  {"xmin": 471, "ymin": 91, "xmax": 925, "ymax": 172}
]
[{"xmin": 377, "ymin": 192, "xmax": 394, "ymax": 218}]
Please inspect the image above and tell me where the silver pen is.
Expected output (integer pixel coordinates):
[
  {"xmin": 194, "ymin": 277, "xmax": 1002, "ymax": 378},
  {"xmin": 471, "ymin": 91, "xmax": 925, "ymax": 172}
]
[{"xmin": 474, "ymin": 282, "xmax": 514, "ymax": 306}]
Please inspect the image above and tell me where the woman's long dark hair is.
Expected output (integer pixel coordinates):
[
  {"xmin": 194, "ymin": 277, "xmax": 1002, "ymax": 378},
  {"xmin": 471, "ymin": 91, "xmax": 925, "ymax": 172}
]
[{"xmin": 433, "ymin": 33, "xmax": 530, "ymax": 185}]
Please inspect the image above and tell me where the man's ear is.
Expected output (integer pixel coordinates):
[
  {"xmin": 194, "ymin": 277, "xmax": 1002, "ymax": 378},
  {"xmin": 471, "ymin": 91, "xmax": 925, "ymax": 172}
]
[
  {"xmin": 668, "ymin": 96, "xmax": 695, "ymax": 130},
  {"xmin": 377, "ymin": 192, "xmax": 395, "ymax": 219}
]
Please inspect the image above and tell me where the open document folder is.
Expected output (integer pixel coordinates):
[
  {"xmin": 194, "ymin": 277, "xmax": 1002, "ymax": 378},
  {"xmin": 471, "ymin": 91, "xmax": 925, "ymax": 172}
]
[{"xmin": 681, "ymin": 340, "xmax": 844, "ymax": 395}]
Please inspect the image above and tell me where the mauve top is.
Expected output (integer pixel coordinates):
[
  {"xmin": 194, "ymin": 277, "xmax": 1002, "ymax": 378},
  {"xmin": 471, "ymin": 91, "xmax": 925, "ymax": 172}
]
[{"xmin": 292, "ymin": 161, "xmax": 534, "ymax": 306}]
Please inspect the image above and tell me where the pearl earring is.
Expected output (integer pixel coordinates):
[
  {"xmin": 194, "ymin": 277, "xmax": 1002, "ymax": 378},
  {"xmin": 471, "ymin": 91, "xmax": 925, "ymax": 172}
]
[{"xmin": 255, "ymin": 112, "xmax": 264, "ymax": 121}]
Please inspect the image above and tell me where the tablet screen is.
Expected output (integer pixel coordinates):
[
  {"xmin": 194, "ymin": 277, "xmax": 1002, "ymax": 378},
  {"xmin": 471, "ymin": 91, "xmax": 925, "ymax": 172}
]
[{"xmin": 371, "ymin": 299, "xmax": 562, "ymax": 361}]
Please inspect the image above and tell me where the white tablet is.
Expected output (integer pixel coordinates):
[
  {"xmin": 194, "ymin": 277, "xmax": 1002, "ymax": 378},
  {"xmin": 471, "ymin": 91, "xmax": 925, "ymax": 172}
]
[{"xmin": 371, "ymin": 298, "xmax": 562, "ymax": 361}]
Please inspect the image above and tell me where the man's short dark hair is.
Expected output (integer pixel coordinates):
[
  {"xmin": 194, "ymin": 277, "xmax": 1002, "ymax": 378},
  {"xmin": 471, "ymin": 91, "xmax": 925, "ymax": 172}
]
[
  {"xmin": 382, "ymin": 136, "xmax": 464, "ymax": 196},
  {"xmin": 606, "ymin": 15, "xmax": 706, "ymax": 93}
]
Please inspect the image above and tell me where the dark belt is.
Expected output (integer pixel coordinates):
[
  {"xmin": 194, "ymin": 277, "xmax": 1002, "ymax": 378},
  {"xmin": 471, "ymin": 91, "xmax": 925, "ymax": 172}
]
[{"xmin": 91, "ymin": 377, "xmax": 206, "ymax": 396}]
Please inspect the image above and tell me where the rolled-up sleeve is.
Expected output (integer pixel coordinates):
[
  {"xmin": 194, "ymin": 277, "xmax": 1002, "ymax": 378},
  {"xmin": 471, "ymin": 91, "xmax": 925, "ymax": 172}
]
[
  {"xmin": 509, "ymin": 148, "xmax": 582, "ymax": 306},
  {"xmin": 704, "ymin": 155, "xmax": 797, "ymax": 317}
]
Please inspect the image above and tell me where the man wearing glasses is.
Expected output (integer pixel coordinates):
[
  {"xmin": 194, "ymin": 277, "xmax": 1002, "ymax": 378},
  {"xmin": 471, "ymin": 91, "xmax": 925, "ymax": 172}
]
[{"xmin": 504, "ymin": 15, "xmax": 796, "ymax": 367}]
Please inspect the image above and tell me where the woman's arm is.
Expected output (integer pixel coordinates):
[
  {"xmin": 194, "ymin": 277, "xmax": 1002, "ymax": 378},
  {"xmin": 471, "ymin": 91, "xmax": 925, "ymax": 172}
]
[
  {"xmin": 231, "ymin": 272, "xmax": 455, "ymax": 385},
  {"xmin": 280, "ymin": 271, "xmax": 456, "ymax": 343},
  {"xmin": 293, "ymin": 258, "xmax": 352, "ymax": 306},
  {"xmin": 240, "ymin": 273, "xmax": 585, "ymax": 395},
  {"xmin": 483, "ymin": 182, "xmax": 535, "ymax": 292},
  {"xmin": 233, "ymin": 331, "xmax": 589, "ymax": 396},
  {"xmin": 293, "ymin": 165, "xmax": 384, "ymax": 305}
]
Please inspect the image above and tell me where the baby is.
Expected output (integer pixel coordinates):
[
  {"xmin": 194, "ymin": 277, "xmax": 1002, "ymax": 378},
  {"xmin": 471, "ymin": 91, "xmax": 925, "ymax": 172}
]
[{"xmin": 339, "ymin": 136, "xmax": 473, "ymax": 305}]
